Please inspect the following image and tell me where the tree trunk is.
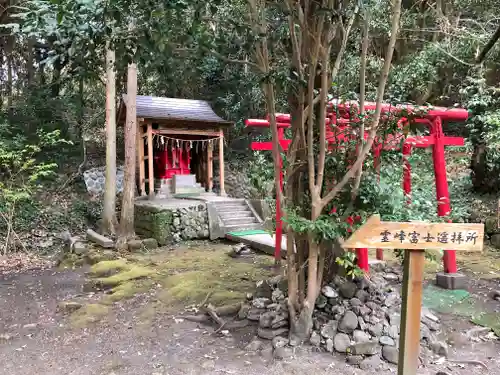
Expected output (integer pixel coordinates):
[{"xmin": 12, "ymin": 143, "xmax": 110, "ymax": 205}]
[
  {"xmin": 116, "ymin": 60, "xmax": 138, "ymax": 250},
  {"xmin": 101, "ymin": 46, "xmax": 118, "ymax": 235},
  {"xmin": 26, "ymin": 37, "xmax": 36, "ymax": 86}
]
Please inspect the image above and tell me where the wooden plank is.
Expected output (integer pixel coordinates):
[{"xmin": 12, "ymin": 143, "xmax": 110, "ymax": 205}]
[
  {"xmin": 219, "ymin": 129, "xmax": 226, "ymax": 196},
  {"xmin": 151, "ymin": 129, "xmax": 221, "ymax": 136},
  {"xmin": 251, "ymin": 140, "xmax": 291, "ymax": 151},
  {"xmin": 147, "ymin": 122, "xmax": 154, "ymax": 197},
  {"xmin": 342, "ymin": 215, "xmax": 484, "ymax": 251},
  {"xmin": 207, "ymin": 140, "xmax": 213, "ymax": 192},
  {"xmin": 397, "ymin": 249, "xmax": 425, "ymax": 375},
  {"xmin": 137, "ymin": 125, "xmax": 146, "ymax": 196}
]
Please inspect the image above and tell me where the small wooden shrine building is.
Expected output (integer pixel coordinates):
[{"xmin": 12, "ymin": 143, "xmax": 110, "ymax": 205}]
[{"xmin": 118, "ymin": 95, "xmax": 233, "ymax": 197}]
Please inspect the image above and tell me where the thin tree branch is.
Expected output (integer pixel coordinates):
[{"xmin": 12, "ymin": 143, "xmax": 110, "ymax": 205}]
[
  {"xmin": 320, "ymin": 0, "xmax": 403, "ymax": 209},
  {"xmin": 351, "ymin": 11, "xmax": 370, "ymax": 202}
]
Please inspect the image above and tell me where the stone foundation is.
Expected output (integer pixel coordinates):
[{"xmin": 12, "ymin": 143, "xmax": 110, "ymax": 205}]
[{"xmin": 134, "ymin": 199, "xmax": 209, "ymax": 245}]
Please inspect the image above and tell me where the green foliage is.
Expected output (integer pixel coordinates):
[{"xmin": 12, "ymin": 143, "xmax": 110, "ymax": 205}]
[
  {"xmin": 460, "ymin": 74, "xmax": 500, "ymax": 192},
  {"xmin": 335, "ymin": 251, "xmax": 364, "ymax": 279}
]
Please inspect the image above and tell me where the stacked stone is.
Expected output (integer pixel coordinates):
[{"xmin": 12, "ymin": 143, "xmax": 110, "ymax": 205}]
[
  {"xmin": 171, "ymin": 205, "xmax": 210, "ymax": 241},
  {"xmin": 135, "ymin": 203, "xmax": 210, "ymax": 245},
  {"xmin": 83, "ymin": 166, "xmax": 124, "ymax": 196},
  {"xmin": 240, "ymin": 268, "xmax": 445, "ymax": 369}
]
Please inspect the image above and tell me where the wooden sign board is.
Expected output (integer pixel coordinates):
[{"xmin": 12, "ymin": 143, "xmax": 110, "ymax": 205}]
[
  {"xmin": 342, "ymin": 215, "xmax": 484, "ymax": 252},
  {"xmin": 342, "ymin": 215, "xmax": 485, "ymax": 375}
]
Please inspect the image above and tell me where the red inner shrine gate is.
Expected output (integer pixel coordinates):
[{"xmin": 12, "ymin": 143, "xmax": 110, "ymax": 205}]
[{"xmin": 246, "ymin": 101, "xmax": 468, "ymax": 278}]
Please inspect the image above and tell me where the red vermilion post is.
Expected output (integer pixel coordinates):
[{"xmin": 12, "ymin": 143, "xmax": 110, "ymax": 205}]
[
  {"xmin": 357, "ymin": 248, "xmax": 370, "ymax": 272},
  {"xmin": 431, "ymin": 117, "xmax": 457, "ymax": 273},
  {"xmin": 402, "ymin": 143, "xmax": 412, "ymax": 203}
]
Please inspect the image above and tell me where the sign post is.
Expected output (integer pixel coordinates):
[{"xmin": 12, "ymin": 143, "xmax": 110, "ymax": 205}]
[{"xmin": 342, "ymin": 215, "xmax": 484, "ymax": 375}]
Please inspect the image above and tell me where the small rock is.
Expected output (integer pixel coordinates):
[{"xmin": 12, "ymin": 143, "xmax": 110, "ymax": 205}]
[
  {"xmin": 273, "ymin": 346, "xmax": 293, "ymax": 360},
  {"xmin": 338, "ymin": 311, "xmax": 358, "ymax": 333},
  {"xmin": 142, "ymin": 238, "xmax": 158, "ymax": 249},
  {"xmin": 421, "ymin": 316, "xmax": 440, "ymax": 331},
  {"xmin": 252, "ymin": 298, "xmax": 271, "ymax": 309},
  {"xmin": 333, "ymin": 333, "xmax": 351, "ymax": 353},
  {"xmin": 238, "ymin": 304, "xmax": 251, "ymax": 320},
  {"xmin": 73, "ymin": 241, "xmax": 88, "ymax": 255},
  {"xmin": 358, "ymin": 316, "xmax": 367, "ymax": 331},
  {"xmin": 320, "ymin": 320, "xmax": 338, "ymax": 339},
  {"xmin": 368, "ymin": 323, "xmax": 384, "ymax": 337},
  {"xmin": 387, "ymin": 312, "xmax": 401, "ymax": 326},
  {"xmin": 359, "ymin": 306, "xmax": 372, "ymax": 317},
  {"xmin": 355, "ymin": 289, "xmax": 370, "ymax": 303},
  {"xmin": 271, "ymin": 288, "xmax": 285, "ymax": 303},
  {"xmin": 127, "ymin": 239, "xmax": 143, "ymax": 251},
  {"xmin": 57, "ymin": 301, "xmax": 83, "ymax": 313},
  {"xmin": 247, "ymin": 308, "xmax": 265, "ymax": 321},
  {"xmin": 257, "ymin": 327, "xmax": 288, "ymax": 340},
  {"xmin": 339, "ymin": 281, "xmax": 358, "ymax": 299},
  {"xmin": 384, "ymin": 293, "xmax": 400, "ymax": 308},
  {"xmin": 350, "ymin": 297, "xmax": 362, "ymax": 307},
  {"xmin": 430, "ymin": 341, "xmax": 448, "ymax": 357},
  {"xmin": 315, "ymin": 295, "xmax": 328, "ymax": 309},
  {"xmin": 353, "ymin": 330, "xmax": 370, "ymax": 343},
  {"xmin": 272, "ymin": 336, "xmax": 289, "ymax": 349},
  {"xmin": 349, "ymin": 341, "xmax": 380, "ymax": 355},
  {"xmin": 379, "ymin": 335, "xmax": 395, "ymax": 346},
  {"xmin": 346, "ymin": 355, "xmax": 364, "ymax": 365},
  {"xmin": 325, "ymin": 338, "xmax": 334, "ymax": 353},
  {"xmin": 331, "ymin": 305, "xmax": 345, "ymax": 315},
  {"xmin": 23, "ymin": 323, "xmax": 37, "ymax": 330},
  {"xmin": 382, "ymin": 345, "xmax": 399, "ymax": 364},
  {"xmin": 383, "ymin": 273, "xmax": 399, "ymax": 281},
  {"xmin": 245, "ymin": 339, "xmax": 263, "ymax": 351},
  {"xmin": 360, "ymin": 354, "xmax": 382, "ymax": 370},
  {"xmin": 368, "ymin": 315, "xmax": 381, "ymax": 325},
  {"xmin": 310, "ymin": 331, "xmax": 321, "ymax": 346},
  {"xmin": 321, "ymin": 285, "xmax": 338, "ymax": 298},
  {"xmin": 271, "ymin": 313, "xmax": 288, "ymax": 329},
  {"xmin": 422, "ymin": 308, "xmax": 440, "ymax": 323},
  {"xmin": 255, "ymin": 281, "xmax": 273, "ymax": 299},
  {"xmin": 388, "ymin": 325, "xmax": 399, "ymax": 339},
  {"xmin": 259, "ymin": 312, "xmax": 275, "ymax": 328}
]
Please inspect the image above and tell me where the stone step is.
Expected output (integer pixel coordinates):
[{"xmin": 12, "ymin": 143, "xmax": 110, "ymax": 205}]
[
  {"xmin": 223, "ymin": 222, "xmax": 263, "ymax": 232},
  {"xmin": 222, "ymin": 217, "xmax": 258, "ymax": 226},
  {"xmin": 218, "ymin": 211, "xmax": 254, "ymax": 219},
  {"xmin": 215, "ymin": 199, "xmax": 246, "ymax": 205},
  {"xmin": 215, "ymin": 204, "xmax": 248, "ymax": 212}
]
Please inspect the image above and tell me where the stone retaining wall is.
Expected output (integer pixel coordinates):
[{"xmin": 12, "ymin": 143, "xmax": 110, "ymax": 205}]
[{"xmin": 134, "ymin": 200, "xmax": 209, "ymax": 245}]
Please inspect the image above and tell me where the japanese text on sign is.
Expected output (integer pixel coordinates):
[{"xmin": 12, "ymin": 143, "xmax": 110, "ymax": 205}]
[{"xmin": 380, "ymin": 230, "xmax": 478, "ymax": 245}]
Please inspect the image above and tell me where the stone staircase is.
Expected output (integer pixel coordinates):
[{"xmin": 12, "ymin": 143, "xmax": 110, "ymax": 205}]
[{"xmin": 207, "ymin": 199, "xmax": 264, "ymax": 239}]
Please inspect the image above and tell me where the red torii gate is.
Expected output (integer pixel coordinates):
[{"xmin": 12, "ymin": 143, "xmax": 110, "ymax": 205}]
[{"xmin": 246, "ymin": 101, "xmax": 468, "ymax": 286}]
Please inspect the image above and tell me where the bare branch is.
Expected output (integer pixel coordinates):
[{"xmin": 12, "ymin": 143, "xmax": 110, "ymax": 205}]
[
  {"xmin": 351, "ymin": 11, "xmax": 370, "ymax": 202},
  {"xmin": 320, "ymin": 0, "xmax": 403, "ymax": 209}
]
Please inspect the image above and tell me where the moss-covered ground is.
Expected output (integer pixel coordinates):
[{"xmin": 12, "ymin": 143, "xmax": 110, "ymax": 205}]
[{"xmin": 62, "ymin": 241, "xmax": 275, "ymax": 327}]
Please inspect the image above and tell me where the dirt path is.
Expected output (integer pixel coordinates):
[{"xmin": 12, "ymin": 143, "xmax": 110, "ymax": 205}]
[{"xmin": 0, "ymin": 259, "xmax": 499, "ymax": 375}]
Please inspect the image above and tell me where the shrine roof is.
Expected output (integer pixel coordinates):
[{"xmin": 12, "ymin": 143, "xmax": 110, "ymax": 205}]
[{"xmin": 118, "ymin": 95, "xmax": 232, "ymax": 126}]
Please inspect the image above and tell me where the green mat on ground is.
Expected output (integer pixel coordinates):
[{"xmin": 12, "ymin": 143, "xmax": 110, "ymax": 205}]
[
  {"xmin": 226, "ymin": 229, "xmax": 269, "ymax": 236},
  {"xmin": 423, "ymin": 284, "xmax": 500, "ymax": 335},
  {"xmin": 423, "ymin": 284, "xmax": 470, "ymax": 313}
]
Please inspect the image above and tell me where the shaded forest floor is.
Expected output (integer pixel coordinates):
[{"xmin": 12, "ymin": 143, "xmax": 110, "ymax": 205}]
[{"xmin": 0, "ymin": 242, "xmax": 499, "ymax": 375}]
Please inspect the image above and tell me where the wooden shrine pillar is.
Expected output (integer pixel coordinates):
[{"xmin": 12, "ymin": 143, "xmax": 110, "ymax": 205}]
[
  {"xmin": 207, "ymin": 139, "xmax": 213, "ymax": 192},
  {"xmin": 147, "ymin": 122, "xmax": 154, "ymax": 197},
  {"xmin": 219, "ymin": 129, "xmax": 226, "ymax": 196},
  {"xmin": 137, "ymin": 122, "xmax": 146, "ymax": 196}
]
